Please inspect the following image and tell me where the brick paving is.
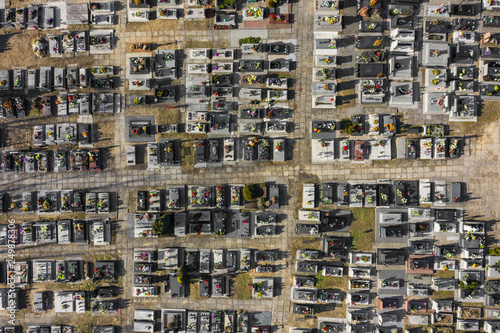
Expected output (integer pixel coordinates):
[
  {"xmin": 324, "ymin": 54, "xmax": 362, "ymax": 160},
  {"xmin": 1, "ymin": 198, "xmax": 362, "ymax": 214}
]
[{"xmin": 0, "ymin": 0, "xmax": 499, "ymax": 331}]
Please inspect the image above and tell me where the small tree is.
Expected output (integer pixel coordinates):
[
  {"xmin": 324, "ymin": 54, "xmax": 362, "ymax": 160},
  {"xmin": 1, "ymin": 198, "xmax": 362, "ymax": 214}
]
[
  {"xmin": 152, "ymin": 213, "xmax": 172, "ymax": 235},
  {"xmin": 177, "ymin": 265, "xmax": 187, "ymax": 285},
  {"xmin": 243, "ymin": 184, "xmax": 261, "ymax": 201},
  {"xmin": 239, "ymin": 37, "xmax": 261, "ymax": 46}
]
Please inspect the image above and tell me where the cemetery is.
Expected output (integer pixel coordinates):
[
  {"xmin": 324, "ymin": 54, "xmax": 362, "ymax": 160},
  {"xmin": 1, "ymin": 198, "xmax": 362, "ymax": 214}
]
[{"xmin": 0, "ymin": 0, "xmax": 499, "ymax": 332}]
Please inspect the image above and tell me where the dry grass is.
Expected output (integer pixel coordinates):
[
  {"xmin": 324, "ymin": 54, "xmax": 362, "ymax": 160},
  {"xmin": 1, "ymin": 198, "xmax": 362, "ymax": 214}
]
[
  {"xmin": 290, "ymin": 237, "xmax": 322, "ymax": 257},
  {"xmin": 289, "ymin": 173, "xmax": 321, "ymax": 217},
  {"xmin": 185, "ymin": 40, "xmax": 215, "ymax": 49},
  {"xmin": 348, "ymin": 208, "xmax": 375, "ymax": 251},
  {"xmin": 189, "ymin": 277, "xmax": 208, "ymax": 300},
  {"xmin": 126, "ymin": 20, "xmax": 179, "ymax": 32},
  {"xmin": 453, "ymin": 100, "xmax": 500, "ymax": 135},
  {"xmin": 431, "ymin": 290, "xmax": 455, "ymax": 300},
  {"xmin": 433, "ymin": 270, "xmax": 455, "ymax": 279},
  {"xmin": 183, "ymin": 17, "xmax": 215, "ymax": 31},
  {"xmin": 315, "ymin": 272, "xmax": 348, "ymax": 289},
  {"xmin": 317, "ymin": 303, "xmax": 346, "ymax": 318},
  {"xmin": 287, "ymin": 307, "xmax": 318, "ymax": 329},
  {"xmin": 232, "ymin": 272, "xmax": 253, "ymax": 299},
  {"xmin": 0, "ymin": 31, "xmax": 95, "ymax": 70}
]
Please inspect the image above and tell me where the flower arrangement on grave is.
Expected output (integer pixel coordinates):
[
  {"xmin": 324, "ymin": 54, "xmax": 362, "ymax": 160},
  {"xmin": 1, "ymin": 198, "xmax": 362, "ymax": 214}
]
[
  {"xmin": 244, "ymin": 6, "xmax": 263, "ymax": 18},
  {"xmin": 432, "ymin": 4, "xmax": 447, "ymax": 14},
  {"xmin": 247, "ymin": 74, "xmax": 258, "ymax": 85},
  {"xmin": 368, "ymin": 23, "xmax": 377, "ymax": 30},
  {"xmin": 42, "ymin": 200, "xmax": 51, "ymax": 211},
  {"xmin": 329, "ymin": 36, "xmax": 337, "ymax": 49},
  {"xmin": 433, "ymin": 69, "xmax": 439, "ymax": 75},
  {"xmin": 430, "ymin": 49, "xmax": 441, "ymax": 57},
  {"xmin": 323, "ymin": 15, "xmax": 340, "ymax": 24},
  {"xmin": 97, "ymin": 199, "xmax": 106, "ymax": 209},
  {"xmin": 134, "ymin": 97, "xmax": 142, "ymax": 104},
  {"xmin": 373, "ymin": 38, "xmax": 383, "ymax": 47}
]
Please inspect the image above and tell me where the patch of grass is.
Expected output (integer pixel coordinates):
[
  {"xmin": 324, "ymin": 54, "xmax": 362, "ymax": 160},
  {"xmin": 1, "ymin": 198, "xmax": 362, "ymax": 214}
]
[
  {"xmin": 184, "ymin": 17, "xmax": 215, "ymax": 31},
  {"xmin": 431, "ymin": 290, "xmax": 455, "ymax": 299},
  {"xmin": 348, "ymin": 208, "xmax": 375, "ymax": 251},
  {"xmin": 181, "ymin": 140, "xmax": 195, "ymax": 174},
  {"xmin": 289, "ymin": 237, "xmax": 322, "ymax": 258},
  {"xmin": 315, "ymin": 272, "xmax": 348, "ymax": 289},
  {"xmin": 127, "ymin": 20, "xmax": 179, "ymax": 32},
  {"xmin": 232, "ymin": 273, "xmax": 252, "ymax": 299},
  {"xmin": 317, "ymin": 303, "xmax": 346, "ymax": 318},
  {"xmin": 239, "ymin": 37, "xmax": 261, "ymax": 46},
  {"xmin": 433, "ymin": 270, "xmax": 455, "ymax": 279},
  {"xmin": 454, "ymin": 100, "xmax": 500, "ymax": 135},
  {"xmin": 78, "ymin": 279, "xmax": 103, "ymax": 292},
  {"xmin": 459, "ymin": 302, "xmax": 484, "ymax": 307},
  {"xmin": 71, "ymin": 312, "xmax": 96, "ymax": 333},
  {"xmin": 156, "ymin": 108, "xmax": 181, "ymax": 124},
  {"xmin": 185, "ymin": 40, "xmax": 215, "ymax": 49},
  {"xmin": 67, "ymin": 24, "xmax": 93, "ymax": 31},
  {"xmin": 189, "ymin": 278, "xmax": 202, "ymax": 300}
]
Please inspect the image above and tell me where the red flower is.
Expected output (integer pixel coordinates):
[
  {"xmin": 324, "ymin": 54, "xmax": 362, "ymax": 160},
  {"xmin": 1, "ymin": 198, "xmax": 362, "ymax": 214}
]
[{"xmin": 376, "ymin": 84, "xmax": 381, "ymax": 89}]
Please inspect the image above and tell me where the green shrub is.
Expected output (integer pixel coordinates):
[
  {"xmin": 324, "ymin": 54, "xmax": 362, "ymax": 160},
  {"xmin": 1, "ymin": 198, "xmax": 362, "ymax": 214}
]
[
  {"xmin": 239, "ymin": 37, "xmax": 261, "ymax": 46},
  {"xmin": 340, "ymin": 119, "xmax": 354, "ymax": 135},
  {"xmin": 243, "ymin": 185, "xmax": 256, "ymax": 201},
  {"xmin": 152, "ymin": 213, "xmax": 172, "ymax": 235},
  {"xmin": 242, "ymin": 184, "xmax": 263, "ymax": 201},
  {"xmin": 268, "ymin": 0, "xmax": 278, "ymax": 8},
  {"xmin": 489, "ymin": 248, "xmax": 500, "ymax": 256},
  {"xmin": 218, "ymin": 0, "xmax": 236, "ymax": 8},
  {"xmin": 459, "ymin": 280, "xmax": 479, "ymax": 290},
  {"xmin": 177, "ymin": 265, "xmax": 187, "ymax": 285}
]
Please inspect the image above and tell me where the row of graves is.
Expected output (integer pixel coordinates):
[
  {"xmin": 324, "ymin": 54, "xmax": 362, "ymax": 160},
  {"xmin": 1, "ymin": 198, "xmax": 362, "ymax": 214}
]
[
  {"xmin": 0, "ymin": 2, "xmax": 115, "ymax": 30},
  {"xmin": 348, "ymin": 0, "xmax": 482, "ymax": 121},
  {"xmin": 126, "ymin": 0, "xmax": 291, "ymax": 28},
  {"xmin": 310, "ymin": 119, "xmax": 465, "ymax": 163},
  {"xmin": 2, "ymin": 258, "xmax": 97, "ymax": 287},
  {"xmin": 418, "ymin": 3, "xmax": 481, "ymax": 121},
  {"xmin": 133, "ymin": 209, "xmax": 281, "ymax": 239},
  {"xmin": 312, "ymin": 0, "xmax": 341, "ymax": 108},
  {"xmin": 0, "ymin": 67, "xmax": 123, "ymax": 93},
  {"xmin": 32, "ymin": 123, "xmax": 94, "ymax": 147},
  {"xmin": 0, "ymin": 219, "xmax": 111, "ymax": 247},
  {"xmin": 130, "ymin": 248, "xmax": 281, "ymax": 299},
  {"xmin": 33, "ymin": 29, "xmax": 114, "ymax": 58},
  {"xmin": 0, "ymin": 94, "xmax": 119, "ymax": 121},
  {"xmin": 0, "ymin": 190, "xmax": 114, "ymax": 214},
  {"xmin": 133, "ymin": 309, "xmax": 272, "ymax": 333},
  {"xmin": 32, "ymin": 93, "xmax": 120, "ymax": 116},
  {"xmin": 127, "ymin": 49, "xmax": 179, "ymax": 111},
  {"xmin": 131, "ymin": 247, "xmax": 246, "ymax": 298},
  {"xmin": 190, "ymin": 137, "xmax": 288, "ymax": 168},
  {"xmin": 302, "ymin": 179, "xmax": 465, "ymax": 209},
  {"xmin": 353, "ymin": 0, "xmax": 418, "ymax": 108},
  {"xmin": 5, "ymin": 263, "xmax": 119, "ymax": 315},
  {"xmin": 127, "ymin": 0, "xmax": 204, "ymax": 22},
  {"xmin": 290, "ymin": 204, "xmax": 487, "ymax": 329},
  {"xmin": 183, "ymin": 45, "xmax": 293, "ymax": 131},
  {"xmin": 0, "ymin": 148, "xmax": 101, "ymax": 173},
  {"xmin": 134, "ymin": 184, "xmax": 281, "ymax": 212}
]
